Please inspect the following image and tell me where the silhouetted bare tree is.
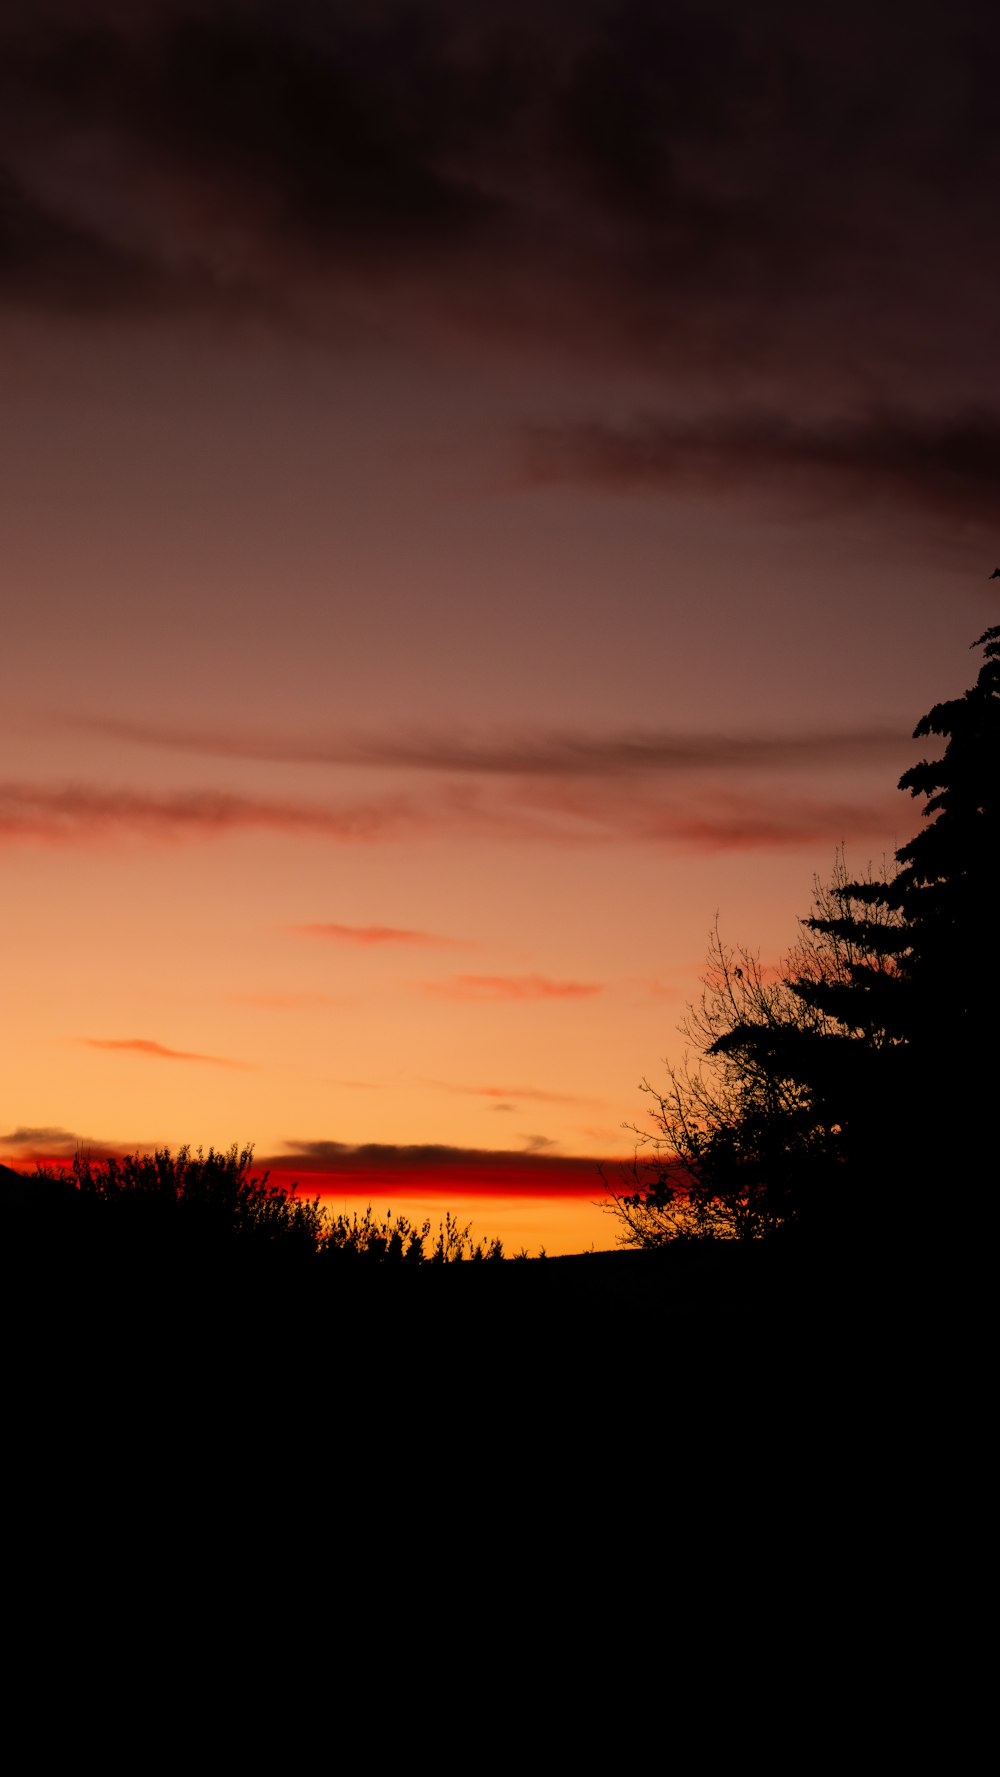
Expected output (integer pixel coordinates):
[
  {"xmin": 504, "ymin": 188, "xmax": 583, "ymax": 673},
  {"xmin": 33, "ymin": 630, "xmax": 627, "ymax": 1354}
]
[{"xmin": 606, "ymin": 858, "xmax": 902, "ymax": 1244}]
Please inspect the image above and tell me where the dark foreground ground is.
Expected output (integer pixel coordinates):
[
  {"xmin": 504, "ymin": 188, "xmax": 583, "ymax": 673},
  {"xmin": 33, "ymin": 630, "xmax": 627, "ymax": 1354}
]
[
  {"xmin": 4, "ymin": 1163, "xmax": 958, "ymax": 1493},
  {"xmin": 2, "ymin": 1207, "xmax": 921, "ymax": 1397},
  {"xmin": 6, "ymin": 1178, "xmax": 971, "ymax": 1635},
  {"xmin": 5, "ymin": 1185, "xmax": 971, "ymax": 1742}
]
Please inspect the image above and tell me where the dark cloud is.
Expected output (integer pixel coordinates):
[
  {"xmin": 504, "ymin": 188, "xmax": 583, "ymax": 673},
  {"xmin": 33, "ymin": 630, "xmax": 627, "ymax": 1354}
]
[
  {"xmin": 149, "ymin": 14, "xmax": 498, "ymax": 245},
  {"xmin": 0, "ymin": 1125, "xmax": 90, "ymax": 1150},
  {"xmin": 0, "ymin": 1125, "xmax": 128, "ymax": 1161},
  {"xmin": 0, "ymin": 4, "xmax": 509, "ymax": 315},
  {"xmin": 0, "ymin": 1, "xmax": 996, "ymax": 409},
  {"xmin": 522, "ymin": 407, "xmax": 1000, "ymax": 526},
  {"xmin": 0, "ymin": 164, "xmax": 161, "ymax": 311}
]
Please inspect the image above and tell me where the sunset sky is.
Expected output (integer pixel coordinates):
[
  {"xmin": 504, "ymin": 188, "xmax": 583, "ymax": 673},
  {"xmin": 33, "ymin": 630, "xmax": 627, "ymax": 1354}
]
[{"xmin": 3, "ymin": 0, "xmax": 998, "ymax": 1252}]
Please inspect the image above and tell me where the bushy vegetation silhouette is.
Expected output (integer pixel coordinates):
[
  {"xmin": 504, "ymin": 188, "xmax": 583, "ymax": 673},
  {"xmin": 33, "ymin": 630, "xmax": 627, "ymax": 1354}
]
[
  {"xmin": 609, "ymin": 620, "xmax": 1000, "ymax": 1248},
  {"xmin": 26, "ymin": 1144, "xmax": 505, "ymax": 1270}
]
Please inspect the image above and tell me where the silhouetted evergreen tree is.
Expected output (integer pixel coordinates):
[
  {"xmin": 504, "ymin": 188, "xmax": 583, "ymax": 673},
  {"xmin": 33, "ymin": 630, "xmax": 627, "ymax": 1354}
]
[
  {"xmin": 721, "ymin": 623, "xmax": 1000, "ymax": 1228},
  {"xmin": 613, "ymin": 621, "xmax": 999, "ymax": 1247}
]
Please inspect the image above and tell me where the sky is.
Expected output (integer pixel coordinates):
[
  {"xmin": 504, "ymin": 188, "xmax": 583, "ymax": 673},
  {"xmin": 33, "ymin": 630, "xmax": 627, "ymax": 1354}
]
[{"xmin": 2, "ymin": 0, "xmax": 998, "ymax": 1253}]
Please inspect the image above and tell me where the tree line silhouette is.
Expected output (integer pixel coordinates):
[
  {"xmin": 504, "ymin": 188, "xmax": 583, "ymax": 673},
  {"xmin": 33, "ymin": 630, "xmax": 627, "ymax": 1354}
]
[{"xmin": 608, "ymin": 618, "xmax": 1000, "ymax": 1250}]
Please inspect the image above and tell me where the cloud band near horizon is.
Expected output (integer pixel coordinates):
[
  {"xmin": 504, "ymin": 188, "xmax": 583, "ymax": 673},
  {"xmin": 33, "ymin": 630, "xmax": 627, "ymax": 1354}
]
[
  {"xmin": 264, "ymin": 1140, "xmax": 613, "ymax": 1200},
  {"xmin": 0, "ymin": 1131, "xmax": 619, "ymax": 1200}
]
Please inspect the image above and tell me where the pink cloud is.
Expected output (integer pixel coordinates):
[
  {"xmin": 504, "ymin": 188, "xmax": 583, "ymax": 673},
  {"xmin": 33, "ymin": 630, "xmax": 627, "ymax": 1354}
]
[
  {"xmin": 423, "ymin": 975, "xmax": 603, "ymax": 1002},
  {"xmin": 429, "ymin": 1081, "xmax": 596, "ymax": 1106},
  {"xmin": 291, "ymin": 922, "xmax": 465, "ymax": 947}
]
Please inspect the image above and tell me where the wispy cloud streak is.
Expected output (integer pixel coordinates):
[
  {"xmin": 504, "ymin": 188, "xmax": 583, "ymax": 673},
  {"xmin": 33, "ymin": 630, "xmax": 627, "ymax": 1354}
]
[
  {"xmin": 0, "ymin": 782, "xmax": 413, "ymax": 843},
  {"xmin": 83, "ymin": 1037, "xmax": 249, "ymax": 1069},
  {"xmin": 77, "ymin": 716, "xmax": 907, "ymax": 776},
  {"xmin": 427, "ymin": 1082, "xmax": 595, "ymax": 1106},
  {"xmin": 0, "ymin": 776, "xmax": 899, "ymax": 853},
  {"xmin": 521, "ymin": 408, "xmax": 1000, "ymax": 525}
]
